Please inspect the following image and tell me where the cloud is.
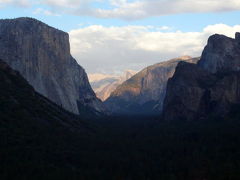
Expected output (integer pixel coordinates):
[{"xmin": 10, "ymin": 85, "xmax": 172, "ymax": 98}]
[
  {"xmin": 33, "ymin": 8, "xmax": 60, "ymax": 16},
  {"xmin": 69, "ymin": 24, "xmax": 240, "ymax": 74},
  {"xmin": 93, "ymin": 0, "xmax": 240, "ymax": 20},
  {"xmin": 1, "ymin": 0, "xmax": 240, "ymax": 19},
  {"xmin": 43, "ymin": 0, "xmax": 94, "ymax": 8},
  {"xmin": 36, "ymin": 0, "xmax": 240, "ymax": 20},
  {"xmin": 0, "ymin": 0, "xmax": 31, "ymax": 7},
  {"xmin": 0, "ymin": 0, "xmax": 11, "ymax": 3}
]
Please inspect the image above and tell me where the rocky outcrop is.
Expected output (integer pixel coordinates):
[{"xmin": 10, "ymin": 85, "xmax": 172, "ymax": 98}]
[
  {"xmin": 0, "ymin": 17, "xmax": 104, "ymax": 115},
  {"xmin": 105, "ymin": 56, "xmax": 199, "ymax": 115},
  {"xmin": 198, "ymin": 33, "xmax": 240, "ymax": 73},
  {"xmin": 163, "ymin": 33, "xmax": 240, "ymax": 121}
]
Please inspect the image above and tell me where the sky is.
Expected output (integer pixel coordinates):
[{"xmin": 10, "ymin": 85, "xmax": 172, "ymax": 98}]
[{"xmin": 1, "ymin": 0, "xmax": 240, "ymax": 75}]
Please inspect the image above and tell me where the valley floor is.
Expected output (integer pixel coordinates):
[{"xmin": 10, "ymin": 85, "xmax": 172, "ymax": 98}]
[{"xmin": 1, "ymin": 113, "xmax": 240, "ymax": 180}]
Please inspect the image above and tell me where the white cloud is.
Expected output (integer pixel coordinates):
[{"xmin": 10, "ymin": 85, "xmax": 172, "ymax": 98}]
[
  {"xmin": 35, "ymin": 0, "xmax": 240, "ymax": 20},
  {"xmin": 33, "ymin": 8, "xmax": 60, "ymax": 16},
  {"xmin": 69, "ymin": 24, "xmax": 240, "ymax": 74},
  {"xmin": 93, "ymin": 0, "xmax": 240, "ymax": 20},
  {"xmin": 0, "ymin": 0, "xmax": 31, "ymax": 7},
  {"xmin": 157, "ymin": 26, "xmax": 172, "ymax": 31},
  {"xmin": 43, "ymin": 0, "xmax": 93, "ymax": 8},
  {"xmin": 0, "ymin": 0, "xmax": 11, "ymax": 3},
  {"xmin": 1, "ymin": 0, "xmax": 240, "ymax": 19}
]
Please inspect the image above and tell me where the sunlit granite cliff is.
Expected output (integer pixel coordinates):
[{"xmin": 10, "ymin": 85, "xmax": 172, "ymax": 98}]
[{"xmin": 0, "ymin": 17, "xmax": 104, "ymax": 115}]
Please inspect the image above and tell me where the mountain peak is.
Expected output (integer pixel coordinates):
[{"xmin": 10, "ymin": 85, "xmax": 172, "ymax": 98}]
[
  {"xmin": 163, "ymin": 32, "xmax": 240, "ymax": 121},
  {"xmin": 235, "ymin": 32, "xmax": 240, "ymax": 42},
  {"xmin": 0, "ymin": 17, "xmax": 66, "ymax": 35},
  {"xmin": 198, "ymin": 32, "xmax": 240, "ymax": 73}
]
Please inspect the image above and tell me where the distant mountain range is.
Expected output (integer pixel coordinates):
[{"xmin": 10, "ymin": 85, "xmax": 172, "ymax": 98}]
[
  {"xmin": 104, "ymin": 56, "xmax": 200, "ymax": 115},
  {"xmin": 89, "ymin": 70, "xmax": 136, "ymax": 101}
]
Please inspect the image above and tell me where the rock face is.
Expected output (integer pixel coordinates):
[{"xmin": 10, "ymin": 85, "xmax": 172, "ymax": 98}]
[
  {"xmin": 0, "ymin": 17, "xmax": 104, "ymax": 115},
  {"xmin": 198, "ymin": 33, "xmax": 240, "ymax": 73},
  {"xmin": 90, "ymin": 70, "xmax": 136, "ymax": 101},
  {"xmin": 163, "ymin": 33, "xmax": 240, "ymax": 121},
  {"xmin": 105, "ymin": 56, "xmax": 199, "ymax": 115},
  {"xmin": 0, "ymin": 59, "xmax": 90, "ymax": 130}
]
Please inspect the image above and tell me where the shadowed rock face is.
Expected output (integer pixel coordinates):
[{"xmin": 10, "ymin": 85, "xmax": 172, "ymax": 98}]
[
  {"xmin": 0, "ymin": 59, "xmax": 91, "ymax": 131},
  {"xmin": 105, "ymin": 56, "xmax": 199, "ymax": 115},
  {"xmin": 163, "ymin": 33, "xmax": 240, "ymax": 121},
  {"xmin": 198, "ymin": 33, "xmax": 240, "ymax": 73},
  {"xmin": 0, "ymin": 17, "xmax": 104, "ymax": 115}
]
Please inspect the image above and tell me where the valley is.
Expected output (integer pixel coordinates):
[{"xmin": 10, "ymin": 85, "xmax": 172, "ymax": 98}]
[{"xmin": 1, "ymin": 17, "xmax": 240, "ymax": 180}]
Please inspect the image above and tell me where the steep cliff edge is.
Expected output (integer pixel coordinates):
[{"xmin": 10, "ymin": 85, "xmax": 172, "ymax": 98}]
[
  {"xmin": 0, "ymin": 59, "xmax": 91, "ymax": 131},
  {"xmin": 0, "ymin": 17, "xmax": 104, "ymax": 115},
  {"xmin": 198, "ymin": 33, "xmax": 240, "ymax": 73},
  {"xmin": 105, "ymin": 56, "xmax": 199, "ymax": 115},
  {"xmin": 163, "ymin": 33, "xmax": 240, "ymax": 121}
]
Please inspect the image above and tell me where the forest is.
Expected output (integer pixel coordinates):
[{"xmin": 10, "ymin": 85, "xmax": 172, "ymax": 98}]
[{"xmin": 1, "ymin": 109, "xmax": 240, "ymax": 180}]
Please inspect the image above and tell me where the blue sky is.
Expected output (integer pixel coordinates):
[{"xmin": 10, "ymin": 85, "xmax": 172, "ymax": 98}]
[{"xmin": 1, "ymin": 0, "xmax": 240, "ymax": 75}]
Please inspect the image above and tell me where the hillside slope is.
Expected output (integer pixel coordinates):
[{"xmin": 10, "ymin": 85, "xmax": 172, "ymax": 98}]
[{"xmin": 105, "ymin": 56, "xmax": 199, "ymax": 115}]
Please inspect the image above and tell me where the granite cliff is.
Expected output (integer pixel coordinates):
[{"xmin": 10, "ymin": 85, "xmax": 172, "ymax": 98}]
[
  {"xmin": 105, "ymin": 56, "xmax": 199, "ymax": 115},
  {"xmin": 198, "ymin": 33, "xmax": 240, "ymax": 73},
  {"xmin": 163, "ymin": 33, "xmax": 240, "ymax": 121},
  {"xmin": 0, "ymin": 17, "xmax": 104, "ymax": 115},
  {"xmin": 0, "ymin": 59, "xmax": 90, "ymax": 131}
]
